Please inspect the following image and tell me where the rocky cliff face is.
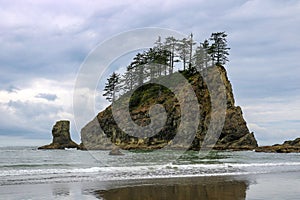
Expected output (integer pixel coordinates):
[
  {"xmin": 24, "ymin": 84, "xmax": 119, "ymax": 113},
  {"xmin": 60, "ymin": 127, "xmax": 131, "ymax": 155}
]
[
  {"xmin": 256, "ymin": 138, "xmax": 300, "ymax": 153},
  {"xmin": 81, "ymin": 66, "xmax": 258, "ymax": 150},
  {"xmin": 38, "ymin": 120, "xmax": 79, "ymax": 149},
  {"xmin": 79, "ymin": 117, "xmax": 113, "ymax": 150}
]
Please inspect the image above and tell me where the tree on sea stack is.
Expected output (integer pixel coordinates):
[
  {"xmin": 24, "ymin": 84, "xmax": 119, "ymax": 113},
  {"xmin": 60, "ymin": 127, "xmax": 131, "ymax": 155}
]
[
  {"xmin": 209, "ymin": 31, "xmax": 230, "ymax": 66},
  {"xmin": 177, "ymin": 37, "xmax": 190, "ymax": 71},
  {"xmin": 164, "ymin": 36, "xmax": 178, "ymax": 74},
  {"xmin": 122, "ymin": 65, "xmax": 136, "ymax": 92},
  {"xmin": 103, "ymin": 72, "xmax": 120, "ymax": 102}
]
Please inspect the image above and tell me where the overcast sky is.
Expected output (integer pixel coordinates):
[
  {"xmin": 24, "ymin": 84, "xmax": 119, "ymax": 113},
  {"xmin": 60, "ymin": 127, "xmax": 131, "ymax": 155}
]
[{"xmin": 0, "ymin": 0, "xmax": 300, "ymax": 146}]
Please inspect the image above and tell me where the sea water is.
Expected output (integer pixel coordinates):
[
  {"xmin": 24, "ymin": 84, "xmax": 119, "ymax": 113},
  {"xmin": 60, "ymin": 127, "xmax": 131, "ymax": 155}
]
[{"xmin": 1, "ymin": 146, "xmax": 300, "ymax": 199}]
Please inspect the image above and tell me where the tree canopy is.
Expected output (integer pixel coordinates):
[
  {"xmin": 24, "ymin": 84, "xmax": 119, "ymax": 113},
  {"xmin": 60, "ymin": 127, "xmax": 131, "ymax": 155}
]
[
  {"xmin": 103, "ymin": 31, "xmax": 230, "ymax": 102},
  {"xmin": 103, "ymin": 72, "xmax": 120, "ymax": 102}
]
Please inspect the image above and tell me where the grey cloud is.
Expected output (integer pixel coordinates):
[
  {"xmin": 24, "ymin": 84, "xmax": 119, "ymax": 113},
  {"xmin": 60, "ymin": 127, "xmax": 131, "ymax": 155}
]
[
  {"xmin": 0, "ymin": 0, "xmax": 300, "ymax": 145},
  {"xmin": 0, "ymin": 100, "xmax": 64, "ymax": 141},
  {"xmin": 7, "ymin": 100, "xmax": 61, "ymax": 119},
  {"xmin": 0, "ymin": 84, "xmax": 20, "ymax": 93},
  {"xmin": 35, "ymin": 93, "xmax": 57, "ymax": 101}
]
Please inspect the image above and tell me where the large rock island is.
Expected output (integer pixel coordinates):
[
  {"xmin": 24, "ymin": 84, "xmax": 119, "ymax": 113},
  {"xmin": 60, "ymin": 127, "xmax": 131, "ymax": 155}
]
[
  {"xmin": 38, "ymin": 120, "xmax": 79, "ymax": 149},
  {"xmin": 80, "ymin": 65, "xmax": 258, "ymax": 151}
]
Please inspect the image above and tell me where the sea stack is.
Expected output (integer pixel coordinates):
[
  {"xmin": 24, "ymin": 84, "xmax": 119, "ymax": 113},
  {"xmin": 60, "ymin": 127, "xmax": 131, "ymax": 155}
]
[
  {"xmin": 38, "ymin": 120, "xmax": 79, "ymax": 149},
  {"xmin": 80, "ymin": 65, "xmax": 258, "ymax": 151}
]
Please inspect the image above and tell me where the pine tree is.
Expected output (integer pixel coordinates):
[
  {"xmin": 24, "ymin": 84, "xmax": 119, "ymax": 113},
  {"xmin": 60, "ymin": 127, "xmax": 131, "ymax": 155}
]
[
  {"xmin": 131, "ymin": 53, "xmax": 146, "ymax": 86},
  {"xmin": 201, "ymin": 39, "xmax": 210, "ymax": 68},
  {"xmin": 145, "ymin": 48, "xmax": 157, "ymax": 81},
  {"xmin": 193, "ymin": 39, "xmax": 210, "ymax": 70},
  {"xmin": 209, "ymin": 32, "xmax": 230, "ymax": 66},
  {"xmin": 122, "ymin": 65, "xmax": 136, "ymax": 92},
  {"xmin": 177, "ymin": 38, "xmax": 190, "ymax": 71},
  {"xmin": 153, "ymin": 36, "xmax": 169, "ymax": 76},
  {"xmin": 103, "ymin": 72, "xmax": 120, "ymax": 102},
  {"xmin": 193, "ymin": 45, "xmax": 205, "ymax": 70},
  {"xmin": 164, "ymin": 36, "xmax": 178, "ymax": 74}
]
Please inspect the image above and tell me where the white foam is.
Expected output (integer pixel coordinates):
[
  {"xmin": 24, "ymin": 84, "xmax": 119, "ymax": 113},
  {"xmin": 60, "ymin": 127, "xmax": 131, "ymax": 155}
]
[
  {"xmin": 2, "ymin": 162, "xmax": 300, "ymax": 177},
  {"xmin": 2, "ymin": 161, "xmax": 300, "ymax": 185}
]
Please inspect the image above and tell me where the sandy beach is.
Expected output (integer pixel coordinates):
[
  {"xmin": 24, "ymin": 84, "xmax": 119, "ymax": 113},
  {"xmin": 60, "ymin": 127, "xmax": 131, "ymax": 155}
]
[
  {"xmin": 96, "ymin": 175, "xmax": 249, "ymax": 200},
  {"xmin": 1, "ymin": 171, "xmax": 300, "ymax": 200}
]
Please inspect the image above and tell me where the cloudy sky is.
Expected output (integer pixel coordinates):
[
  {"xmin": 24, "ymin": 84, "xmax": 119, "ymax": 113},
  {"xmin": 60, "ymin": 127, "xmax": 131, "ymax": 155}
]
[{"xmin": 0, "ymin": 0, "xmax": 300, "ymax": 146}]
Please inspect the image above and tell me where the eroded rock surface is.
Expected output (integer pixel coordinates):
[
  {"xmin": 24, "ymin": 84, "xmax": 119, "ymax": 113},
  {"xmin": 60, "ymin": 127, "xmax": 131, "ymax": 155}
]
[
  {"xmin": 80, "ymin": 66, "xmax": 258, "ymax": 151},
  {"xmin": 38, "ymin": 120, "xmax": 79, "ymax": 149}
]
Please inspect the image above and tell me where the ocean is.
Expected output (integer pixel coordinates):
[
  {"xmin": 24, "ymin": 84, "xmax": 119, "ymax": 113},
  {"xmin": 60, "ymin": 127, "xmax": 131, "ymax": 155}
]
[{"xmin": 1, "ymin": 146, "xmax": 300, "ymax": 199}]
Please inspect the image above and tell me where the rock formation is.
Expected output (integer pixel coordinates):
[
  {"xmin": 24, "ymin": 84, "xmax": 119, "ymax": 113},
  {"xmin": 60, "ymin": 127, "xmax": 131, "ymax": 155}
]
[
  {"xmin": 109, "ymin": 147, "xmax": 124, "ymax": 155},
  {"xmin": 38, "ymin": 120, "xmax": 79, "ymax": 149},
  {"xmin": 80, "ymin": 66, "xmax": 258, "ymax": 151},
  {"xmin": 79, "ymin": 117, "xmax": 114, "ymax": 150},
  {"xmin": 255, "ymin": 138, "xmax": 300, "ymax": 153}
]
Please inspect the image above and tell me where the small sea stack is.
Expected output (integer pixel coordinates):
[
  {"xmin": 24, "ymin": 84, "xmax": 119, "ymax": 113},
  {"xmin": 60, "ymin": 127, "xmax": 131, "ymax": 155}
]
[{"xmin": 38, "ymin": 120, "xmax": 79, "ymax": 150}]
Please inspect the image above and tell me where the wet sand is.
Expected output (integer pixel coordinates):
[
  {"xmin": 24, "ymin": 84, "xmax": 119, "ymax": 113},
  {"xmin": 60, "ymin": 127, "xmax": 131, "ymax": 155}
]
[
  {"xmin": 96, "ymin": 176, "xmax": 249, "ymax": 200},
  {"xmin": 1, "ymin": 172, "xmax": 300, "ymax": 199}
]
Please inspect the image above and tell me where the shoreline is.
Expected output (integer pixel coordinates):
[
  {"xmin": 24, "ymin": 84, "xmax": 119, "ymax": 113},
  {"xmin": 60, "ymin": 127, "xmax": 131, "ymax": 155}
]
[{"xmin": 1, "ymin": 172, "xmax": 300, "ymax": 199}]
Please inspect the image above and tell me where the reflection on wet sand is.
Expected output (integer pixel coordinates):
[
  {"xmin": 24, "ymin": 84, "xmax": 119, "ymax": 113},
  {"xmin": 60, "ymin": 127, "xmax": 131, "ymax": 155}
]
[
  {"xmin": 52, "ymin": 185, "xmax": 70, "ymax": 197},
  {"xmin": 95, "ymin": 176, "xmax": 249, "ymax": 200}
]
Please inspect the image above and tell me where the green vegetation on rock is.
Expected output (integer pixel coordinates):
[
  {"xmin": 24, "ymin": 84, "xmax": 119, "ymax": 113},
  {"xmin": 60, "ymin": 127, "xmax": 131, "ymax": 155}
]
[
  {"xmin": 81, "ymin": 65, "xmax": 258, "ymax": 151},
  {"xmin": 80, "ymin": 32, "xmax": 257, "ymax": 151}
]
